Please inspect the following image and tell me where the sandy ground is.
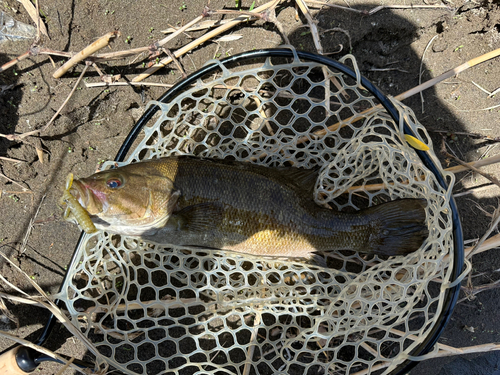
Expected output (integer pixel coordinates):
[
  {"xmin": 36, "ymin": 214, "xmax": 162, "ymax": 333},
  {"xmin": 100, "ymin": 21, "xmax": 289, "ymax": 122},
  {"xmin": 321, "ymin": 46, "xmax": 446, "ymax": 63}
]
[{"xmin": 1, "ymin": 0, "xmax": 500, "ymax": 374}]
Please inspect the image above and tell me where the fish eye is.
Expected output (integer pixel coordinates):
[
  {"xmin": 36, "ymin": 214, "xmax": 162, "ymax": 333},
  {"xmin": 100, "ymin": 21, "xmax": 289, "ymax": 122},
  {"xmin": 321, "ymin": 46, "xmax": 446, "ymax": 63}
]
[{"xmin": 106, "ymin": 178, "xmax": 122, "ymax": 189}]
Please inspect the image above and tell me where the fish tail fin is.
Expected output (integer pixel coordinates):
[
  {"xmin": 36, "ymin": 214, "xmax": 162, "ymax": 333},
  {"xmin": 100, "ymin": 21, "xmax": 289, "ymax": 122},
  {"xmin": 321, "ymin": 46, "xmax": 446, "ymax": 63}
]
[{"xmin": 362, "ymin": 198, "xmax": 428, "ymax": 256}]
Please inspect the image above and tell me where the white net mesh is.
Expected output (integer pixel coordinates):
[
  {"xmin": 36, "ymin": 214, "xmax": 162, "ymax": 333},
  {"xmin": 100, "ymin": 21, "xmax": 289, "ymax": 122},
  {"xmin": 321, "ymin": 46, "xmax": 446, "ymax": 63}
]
[{"xmin": 56, "ymin": 51, "xmax": 456, "ymax": 375}]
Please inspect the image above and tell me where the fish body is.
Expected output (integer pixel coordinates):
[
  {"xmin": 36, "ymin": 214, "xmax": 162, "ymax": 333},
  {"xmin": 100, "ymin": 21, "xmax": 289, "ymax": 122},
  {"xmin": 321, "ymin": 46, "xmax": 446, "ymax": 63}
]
[{"xmin": 67, "ymin": 156, "xmax": 428, "ymax": 258}]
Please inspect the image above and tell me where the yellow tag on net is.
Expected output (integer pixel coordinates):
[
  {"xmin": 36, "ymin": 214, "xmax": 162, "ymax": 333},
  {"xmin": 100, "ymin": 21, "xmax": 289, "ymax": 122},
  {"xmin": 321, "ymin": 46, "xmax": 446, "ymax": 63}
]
[{"xmin": 404, "ymin": 134, "xmax": 430, "ymax": 151}]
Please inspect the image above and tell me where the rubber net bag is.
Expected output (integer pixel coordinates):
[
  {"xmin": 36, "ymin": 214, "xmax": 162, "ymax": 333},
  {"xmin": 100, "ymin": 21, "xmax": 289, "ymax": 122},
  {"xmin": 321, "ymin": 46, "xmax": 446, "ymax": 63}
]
[{"xmin": 55, "ymin": 49, "xmax": 457, "ymax": 375}]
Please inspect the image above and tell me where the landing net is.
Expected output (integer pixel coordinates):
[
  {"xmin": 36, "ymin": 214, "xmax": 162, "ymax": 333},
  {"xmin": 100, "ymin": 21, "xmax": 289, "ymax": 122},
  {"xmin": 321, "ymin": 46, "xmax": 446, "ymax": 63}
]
[{"xmin": 56, "ymin": 49, "xmax": 457, "ymax": 375}]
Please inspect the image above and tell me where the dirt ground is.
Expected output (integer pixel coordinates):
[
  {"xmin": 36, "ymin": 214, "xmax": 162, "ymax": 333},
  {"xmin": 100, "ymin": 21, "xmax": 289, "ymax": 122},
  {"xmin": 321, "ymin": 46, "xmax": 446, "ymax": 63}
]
[{"xmin": 0, "ymin": 0, "xmax": 499, "ymax": 374}]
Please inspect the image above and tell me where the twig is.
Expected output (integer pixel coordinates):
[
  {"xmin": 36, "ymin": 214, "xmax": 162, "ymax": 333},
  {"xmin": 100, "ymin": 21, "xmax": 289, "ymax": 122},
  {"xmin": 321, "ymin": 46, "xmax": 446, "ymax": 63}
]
[
  {"xmin": 34, "ymin": 0, "xmax": 41, "ymax": 42},
  {"xmin": 466, "ymin": 233, "xmax": 500, "ymax": 258},
  {"xmin": 260, "ymin": 6, "xmax": 290, "ymax": 45},
  {"xmin": 398, "ymin": 47, "xmax": 500, "ymax": 101},
  {"xmin": 472, "ymin": 81, "xmax": 492, "ymax": 96},
  {"xmin": 0, "ymin": 15, "xmax": 206, "ymax": 74},
  {"xmin": 0, "ymin": 172, "xmax": 29, "ymax": 191},
  {"xmin": 453, "ymin": 184, "xmax": 495, "ymax": 198},
  {"xmin": 458, "ymin": 279, "xmax": 500, "ymax": 303},
  {"xmin": 1, "ymin": 65, "xmax": 89, "ymax": 141},
  {"xmin": 441, "ymin": 139, "xmax": 500, "ymax": 189},
  {"xmin": 455, "ymin": 103, "xmax": 500, "ymax": 112},
  {"xmin": 441, "ymin": 232, "xmax": 500, "ymax": 264},
  {"xmin": 296, "ymin": 0, "xmax": 323, "ymax": 54},
  {"xmin": 296, "ymin": 0, "xmax": 348, "ymax": 98},
  {"xmin": 0, "ymin": 51, "xmax": 31, "ymax": 73},
  {"xmin": 91, "ymin": 62, "xmax": 105, "ymax": 78},
  {"xmin": 132, "ymin": 0, "xmax": 280, "ymax": 82},
  {"xmin": 428, "ymin": 129, "xmax": 500, "ymax": 142},
  {"xmin": 161, "ymin": 17, "xmax": 259, "ymax": 34},
  {"xmin": 467, "ymin": 206, "xmax": 500, "ymax": 260},
  {"xmin": 368, "ymin": 67, "xmax": 409, "ymax": 73},
  {"xmin": 84, "ymin": 81, "xmax": 174, "ymax": 88},
  {"xmin": 242, "ymin": 310, "xmax": 262, "ymax": 375},
  {"xmin": 99, "ymin": 14, "xmax": 206, "ymax": 62},
  {"xmin": 0, "ymin": 156, "xmax": 25, "ymax": 163},
  {"xmin": 419, "ymin": 35, "xmax": 439, "ymax": 113},
  {"xmin": 0, "ymin": 297, "xmax": 18, "ymax": 327},
  {"xmin": 295, "ymin": 47, "xmax": 500, "ymax": 146},
  {"xmin": 53, "ymin": 31, "xmax": 119, "ymax": 78},
  {"xmin": 446, "ymin": 154, "xmax": 500, "ymax": 174},
  {"xmin": 0, "ymin": 332, "xmax": 91, "ymax": 375},
  {"xmin": 54, "ymin": 357, "xmax": 75, "ymax": 375},
  {"xmin": 162, "ymin": 48, "xmax": 187, "ymax": 78},
  {"xmin": 433, "ymin": 342, "xmax": 500, "ymax": 358},
  {"xmin": 20, "ymin": 195, "xmax": 45, "ymax": 254},
  {"xmin": 489, "ymin": 87, "xmax": 500, "ymax": 98},
  {"xmin": 0, "ymin": 251, "xmax": 105, "ymax": 365}
]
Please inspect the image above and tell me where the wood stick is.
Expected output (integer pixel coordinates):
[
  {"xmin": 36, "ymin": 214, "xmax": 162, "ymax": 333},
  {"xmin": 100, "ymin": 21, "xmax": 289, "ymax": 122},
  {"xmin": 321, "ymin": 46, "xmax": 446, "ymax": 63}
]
[
  {"xmin": 0, "ymin": 52, "xmax": 31, "ymax": 73},
  {"xmin": 132, "ymin": 0, "xmax": 279, "ymax": 82},
  {"xmin": 53, "ymin": 31, "xmax": 119, "ymax": 79}
]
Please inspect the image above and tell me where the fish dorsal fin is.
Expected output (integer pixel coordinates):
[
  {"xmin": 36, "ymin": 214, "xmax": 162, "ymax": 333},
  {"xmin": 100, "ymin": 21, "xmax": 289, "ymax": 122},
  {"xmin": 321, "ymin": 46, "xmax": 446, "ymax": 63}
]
[
  {"xmin": 273, "ymin": 166, "xmax": 319, "ymax": 195},
  {"xmin": 173, "ymin": 202, "xmax": 224, "ymax": 232},
  {"xmin": 172, "ymin": 155, "xmax": 319, "ymax": 194}
]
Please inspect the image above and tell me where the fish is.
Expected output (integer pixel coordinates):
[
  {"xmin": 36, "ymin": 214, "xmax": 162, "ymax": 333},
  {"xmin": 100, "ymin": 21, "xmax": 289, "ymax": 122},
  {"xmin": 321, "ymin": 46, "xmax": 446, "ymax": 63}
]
[{"xmin": 64, "ymin": 156, "xmax": 428, "ymax": 259}]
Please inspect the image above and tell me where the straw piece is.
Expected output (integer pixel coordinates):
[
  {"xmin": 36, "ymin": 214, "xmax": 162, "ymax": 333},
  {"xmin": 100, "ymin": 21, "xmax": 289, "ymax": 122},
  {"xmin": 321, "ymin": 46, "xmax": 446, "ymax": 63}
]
[
  {"xmin": 446, "ymin": 154, "xmax": 500, "ymax": 174},
  {"xmin": 295, "ymin": 0, "xmax": 323, "ymax": 54},
  {"xmin": 132, "ymin": 0, "xmax": 279, "ymax": 82},
  {"xmin": 294, "ymin": 47, "xmax": 500, "ymax": 146},
  {"xmin": 18, "ymin": 0, "xmax": 49, "ymax": 37},
  {"xmin": 53, "ymin": 31, "xmax": 119, "ymax": 79},
  {"xmin": 162, "ymin": 17, "xmax": 258, "ymax": 34}
]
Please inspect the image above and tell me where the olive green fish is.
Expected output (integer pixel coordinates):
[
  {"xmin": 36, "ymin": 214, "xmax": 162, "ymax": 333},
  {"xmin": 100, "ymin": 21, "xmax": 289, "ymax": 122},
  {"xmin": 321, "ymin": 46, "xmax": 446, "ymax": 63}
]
[{"xmin": 65, "ymin": 156, "xmax": 428, "ymax": 259}]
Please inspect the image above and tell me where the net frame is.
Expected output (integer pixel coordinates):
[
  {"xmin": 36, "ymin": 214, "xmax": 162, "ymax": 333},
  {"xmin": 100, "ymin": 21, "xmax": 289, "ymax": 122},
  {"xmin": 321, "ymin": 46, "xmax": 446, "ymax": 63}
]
[{"xmin": 49, "ymin": 48, "xmax": 464, "ymax": 375}]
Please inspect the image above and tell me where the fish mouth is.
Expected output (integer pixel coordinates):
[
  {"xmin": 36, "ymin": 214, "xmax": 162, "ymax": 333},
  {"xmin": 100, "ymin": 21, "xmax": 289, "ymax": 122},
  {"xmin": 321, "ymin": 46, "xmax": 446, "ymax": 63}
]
[{"xmin": 70, "ymin": 180, "xmax": 104, "ymax": 214}]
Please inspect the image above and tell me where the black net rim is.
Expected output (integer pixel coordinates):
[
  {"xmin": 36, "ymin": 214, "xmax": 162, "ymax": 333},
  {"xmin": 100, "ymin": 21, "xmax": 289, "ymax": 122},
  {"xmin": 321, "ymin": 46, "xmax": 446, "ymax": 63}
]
[{"xmin": 46, "ymin": 48, "xmax": 464, "ymax": 375}]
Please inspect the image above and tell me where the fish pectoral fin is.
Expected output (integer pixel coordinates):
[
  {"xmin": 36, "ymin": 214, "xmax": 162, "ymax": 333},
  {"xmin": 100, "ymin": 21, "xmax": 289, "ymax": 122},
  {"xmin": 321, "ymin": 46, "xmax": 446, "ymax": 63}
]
[{"xmin": 173, "ymin": 203, "xmax": 224, "ymax": 232}]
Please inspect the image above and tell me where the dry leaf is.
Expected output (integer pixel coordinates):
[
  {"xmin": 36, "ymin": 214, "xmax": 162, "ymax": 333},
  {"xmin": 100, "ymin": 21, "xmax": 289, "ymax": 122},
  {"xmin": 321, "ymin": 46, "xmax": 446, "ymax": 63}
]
[
  {"xmin": 215, "ymin": 34, "xmax": 243, "ymax": 42},
  {"xmin": 35, "ymin": 146, "xmax": 44, "ymax": 164},
  {"xmin": 17, "ymin": 0, "xmax": 49, "ymax": 38}
]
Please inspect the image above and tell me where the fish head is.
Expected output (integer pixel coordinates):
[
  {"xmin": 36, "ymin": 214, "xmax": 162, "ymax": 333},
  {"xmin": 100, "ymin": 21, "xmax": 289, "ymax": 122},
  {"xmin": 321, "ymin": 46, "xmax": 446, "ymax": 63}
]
[{"xmin": 69, "ymin": 163, "xmax": 179, "ymax": 233}]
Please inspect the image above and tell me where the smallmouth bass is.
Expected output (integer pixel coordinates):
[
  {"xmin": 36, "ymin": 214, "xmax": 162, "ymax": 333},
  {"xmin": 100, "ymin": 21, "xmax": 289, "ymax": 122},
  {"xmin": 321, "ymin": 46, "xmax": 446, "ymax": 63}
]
[{"xmin": 64, "ymin": 156, "xmax": 428, "ymax": 259}]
